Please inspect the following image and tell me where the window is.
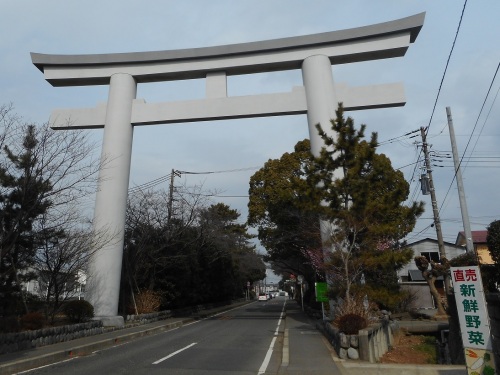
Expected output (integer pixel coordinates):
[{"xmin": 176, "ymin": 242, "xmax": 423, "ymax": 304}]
[{"xmin": 420, "ymin": 251, "xmax": 440, "ymax": 262}]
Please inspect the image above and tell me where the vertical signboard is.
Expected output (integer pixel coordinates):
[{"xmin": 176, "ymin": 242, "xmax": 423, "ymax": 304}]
[
  {"xmin": 451, "ymin": 266, "xmax": 496, "ymax": 374},
  {"xmin": 315, "ymin": 282, "xmax": 329, "ymax": 320},
  {"xmin": 315, "ymin": 282, "xmax": 328, "ymax": 302}
]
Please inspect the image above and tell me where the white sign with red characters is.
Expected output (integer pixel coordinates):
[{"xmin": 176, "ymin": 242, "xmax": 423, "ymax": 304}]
[
  {"xmin": 451, "ymin": 266, "xmax": 496, "ymax": 375},
  {"xmin": 451, "ymin": 266, "xmax": 491, "ymax": 350}
]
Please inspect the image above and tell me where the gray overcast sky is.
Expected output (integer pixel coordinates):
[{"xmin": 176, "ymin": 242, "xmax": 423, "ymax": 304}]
[{"xmin": 2, "ymin": 0, "xmax": 500, "ymax": 247}]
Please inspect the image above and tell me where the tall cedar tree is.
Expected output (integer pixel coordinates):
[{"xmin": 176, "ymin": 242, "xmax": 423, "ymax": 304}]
[{"xmin": 307, "ymin": 104, "xmax": 424, "ymax": 308}]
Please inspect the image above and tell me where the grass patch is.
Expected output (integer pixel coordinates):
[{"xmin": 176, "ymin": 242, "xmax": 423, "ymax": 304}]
[{"xmin": 415, "ymin": 335, "xmax": 437, "ymax": 364}]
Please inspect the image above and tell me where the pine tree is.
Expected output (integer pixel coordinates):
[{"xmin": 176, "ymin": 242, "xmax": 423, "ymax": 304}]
[{"xmin": 305, "ymin": 103, "xmax": 424, "ymax": 309}]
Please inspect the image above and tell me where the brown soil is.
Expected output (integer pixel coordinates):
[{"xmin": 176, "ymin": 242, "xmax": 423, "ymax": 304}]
[{"xmin": 379, "ymin": 334, "xmax": 435, "ymax": 364}]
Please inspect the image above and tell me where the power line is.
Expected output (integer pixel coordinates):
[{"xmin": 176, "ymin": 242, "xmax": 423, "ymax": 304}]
[
  {"xmin": 128, "ymin": 166, "xmax": 261, "ymax": 194},
  {"xmin": 407, "ymin": 1, "xmax": 468, "ymax": 200},
  {"xmin": 438, "ymin": 62, "xmax": 500, "ymax": 213},
  {"xmin": 177, "ymin": 166, "xmax": 260, "ymax": 175},
  {"xmin": 425, "ymin": 0, "xmax": 468, "ymax": 135}
]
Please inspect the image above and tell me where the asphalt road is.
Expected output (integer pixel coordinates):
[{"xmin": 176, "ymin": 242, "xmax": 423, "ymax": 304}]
[{"xmin": 19, "ymin": 298, "xmax": 286, "ymax": 375}]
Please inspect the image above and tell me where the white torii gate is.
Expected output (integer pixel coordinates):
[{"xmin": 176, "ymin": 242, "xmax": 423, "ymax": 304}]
[{"xmin": 32, "ymin": 13, "xmax": 424, "ymax": 326}]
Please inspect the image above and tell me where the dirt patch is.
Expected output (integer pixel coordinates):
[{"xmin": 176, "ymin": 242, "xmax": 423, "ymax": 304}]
[{"xmin": 379, "ymin": 334, "xmax": 436, "ymax": 364}]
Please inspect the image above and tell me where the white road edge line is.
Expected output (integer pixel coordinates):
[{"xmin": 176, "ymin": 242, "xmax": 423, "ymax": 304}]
[
  {"xmin": 257, "ymin": 301, "xmax": 286, "ymax": 375},
  {"xmin": 258, "ymin": 337, "xmax": 277, "ymax": 375},
  {"xmin": 152, "ymin": 342, "xmax": 197, "ymax": 365}
]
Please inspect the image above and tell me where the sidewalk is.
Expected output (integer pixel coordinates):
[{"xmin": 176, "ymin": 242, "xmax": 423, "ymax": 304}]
[
  {"xmin": 281, "ymin": 301, "xmax": 466, "ymax": 375},
  {"xmin": 280, "ymin": 301, "xmax": 345, "ymax": 375}
]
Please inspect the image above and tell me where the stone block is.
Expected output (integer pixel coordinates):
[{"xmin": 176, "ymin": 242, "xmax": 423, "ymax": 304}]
[
  {"xmin": 347, "ymin": 347, "xmax": 359, "ymax": 359},
  {"xmin": 350, "ymin": 334, "xmax": 359, "ymax": 348},
  {"xmin": 340, "ymin": 333, "xmax": 350, "ymax": 349},
  {"xmin": 338, "ymin": 347, "xmax": 348, "ymax": 359}
]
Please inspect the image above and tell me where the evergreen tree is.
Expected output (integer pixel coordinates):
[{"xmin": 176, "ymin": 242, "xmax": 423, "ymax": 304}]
[
  {"xmin": 248, "ymin": 103, "xmax": 424, "ymax": 310},
  {"xmin": 308, "ymin": 103, "xmax": 424, "ymax": 309},
  {"xmin": 486, "ymin": 220, "xmax": 500, "ymax": 288},
  {"xmin": 0, "ymin": 125, "xmax": 52, "ymax": 314},
  {"xmin": 248, "ymin": 139, "xmax": 322, "ymax": 290},
  {"xmin": 0, "ymin": 107, "xmax": 102, "ymax": 318}
]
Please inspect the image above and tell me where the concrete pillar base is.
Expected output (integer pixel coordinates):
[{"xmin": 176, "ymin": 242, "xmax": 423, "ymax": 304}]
[{"xmin": 94, "ymin": 316, "xmax": 125, "ymax": 328}]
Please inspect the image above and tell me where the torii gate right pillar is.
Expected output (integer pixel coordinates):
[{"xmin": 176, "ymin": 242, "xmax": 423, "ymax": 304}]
[{"xmin": 302, "ymin": 55, "xmax": 342, "ymax": 247}]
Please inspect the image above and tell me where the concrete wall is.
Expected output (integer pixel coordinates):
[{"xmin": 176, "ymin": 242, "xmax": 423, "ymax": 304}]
[{"xmin": 400, "ymin": 282, "xmax": 436, "ymax": 309}]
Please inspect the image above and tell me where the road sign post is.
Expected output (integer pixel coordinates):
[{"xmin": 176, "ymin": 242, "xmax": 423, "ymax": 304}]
[{"xmin": 315, "ymin": 282, "xmax": 329, "ymax": 319}]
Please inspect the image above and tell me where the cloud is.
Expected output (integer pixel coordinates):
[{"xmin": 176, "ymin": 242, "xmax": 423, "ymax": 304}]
[{"xmin": 2, "ymin": 0, "xmax": 500, "ymax": 246}]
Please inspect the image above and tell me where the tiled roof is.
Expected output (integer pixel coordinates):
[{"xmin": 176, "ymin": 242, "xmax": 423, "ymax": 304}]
[{"xmin": 456, "ymin": 230, "xmax": 488, "ymax": 245}]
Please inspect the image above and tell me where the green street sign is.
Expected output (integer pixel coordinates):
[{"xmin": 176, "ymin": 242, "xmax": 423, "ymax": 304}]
[{"xmin": 315, "ymin": 282, "xmax": 328, "ymax": 302}]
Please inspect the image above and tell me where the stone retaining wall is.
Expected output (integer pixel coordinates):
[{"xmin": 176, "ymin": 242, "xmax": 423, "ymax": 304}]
[
  {"xmin": 0, "ymin": 309, "xmax": 176, "ymax": 356},
  {"xmin": 0, "ymin": 300, "xmax": 241, "ymax": 356},
  {"xmin": 125, "ymin": 309, "xmax": 173, "ymax": 325},
  {"xmin": 358, "ymin": 320, "xmax": 396, "ymax": 362},
  {"xmin": 319, "ymin": 319, "xmax": 396, "ymax": 362},
  {"xmin": 0, "ymin": 321, "xmax": 104, "ymax": 355}
]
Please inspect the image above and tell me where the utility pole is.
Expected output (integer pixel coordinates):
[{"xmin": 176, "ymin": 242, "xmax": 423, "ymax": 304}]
[
  {"xmin": 420, "ymin": 127, "xmax": 450, "ymax": 294},
  {"xmin": 167, "ymin": 169, "xmax": 181, "ymax": 225},
  {"xmin": 446, "ymin": 107, "xmax": 475, "ymax": 255}
]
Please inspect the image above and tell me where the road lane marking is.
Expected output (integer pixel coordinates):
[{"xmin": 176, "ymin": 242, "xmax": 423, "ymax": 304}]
[
  {"xmin": 152, "ymin": 342, "xmax": 197, "ymax": 364},
  {"xmin": 257, "ymin": 301, "xmax": 286, "ymax": 374},
  {"xmin": 258, "ymin": 337, "xmax": 276, "ymax": 374}
]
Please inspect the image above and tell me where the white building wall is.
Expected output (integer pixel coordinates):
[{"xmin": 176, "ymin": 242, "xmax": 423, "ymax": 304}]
[{"xmin": 398, "ymin": 239, "xmax": 466, "ymax": 280}]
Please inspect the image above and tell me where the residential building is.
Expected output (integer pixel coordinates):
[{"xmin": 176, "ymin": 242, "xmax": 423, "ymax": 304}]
[
  {"xmin": 398, "ymin": 238, "xmax": 466, "ymax": 309},
  {"xmin": 455, "ymin": 230, "xmax": 493, "ymax": 265}
]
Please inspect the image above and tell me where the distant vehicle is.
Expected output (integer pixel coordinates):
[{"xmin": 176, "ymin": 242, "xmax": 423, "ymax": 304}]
[
  {"xmin": 279, "ymin": 291, "xmax": 287, "ymax": 296},
  {"xmin": 258, "ymin": 293, "xmax": 268, "ymax": 301}
]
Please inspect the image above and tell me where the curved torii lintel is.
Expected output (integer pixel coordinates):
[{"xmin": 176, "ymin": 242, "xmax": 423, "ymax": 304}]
[{"xmin": 31, "ymin": 12, "xmax": 425, "ymax": 87}]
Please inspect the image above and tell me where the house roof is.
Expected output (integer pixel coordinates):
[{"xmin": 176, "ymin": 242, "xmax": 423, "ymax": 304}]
[
  {"xmin": 456, "ymin": 230, "xmax": 488, "ymax": 245},
  {"xmin": 405, "ymin": 237, "xmax": 461, "ymax": 249}
]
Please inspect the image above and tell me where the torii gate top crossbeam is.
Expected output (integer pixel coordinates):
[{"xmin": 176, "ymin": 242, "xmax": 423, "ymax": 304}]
[{"xmin": 31, "ymin": 13, "xmax": 424, "ymax": 87}]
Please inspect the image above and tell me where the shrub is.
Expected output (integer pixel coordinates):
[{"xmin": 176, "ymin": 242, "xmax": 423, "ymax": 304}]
[
  {"xmin": 335, "ymin": 313, "xmax": 368, "ymax": 334},
  {"xmin": 0, "ymin": 316, "xmax": 20, "ymax": 333},
  {"xmin": 134, "ymin": 289, "xmax": 163, "ymax": 314},
  {"xmin": 63, "ymin": 300, "xmax": 94, "ymax": 323},
  {"xmin": 334, "ymin": 293, "xmax": 376, "ymax": 321},
  {"xmin": 20, "ymin": 312, "xmax": 45, "ymax": 330}
]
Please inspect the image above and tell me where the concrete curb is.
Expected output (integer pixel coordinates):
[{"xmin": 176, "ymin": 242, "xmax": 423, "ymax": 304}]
[
  {"xmin": 340, "ymin": 362, "xmax": 467, "ymax": 375},
  {"xmin": 319, "ymin": 334, "xmax": 351, "ymax": 375}
]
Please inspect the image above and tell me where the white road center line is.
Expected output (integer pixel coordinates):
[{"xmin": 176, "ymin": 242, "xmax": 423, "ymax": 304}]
[{"xmin": 153, "ymin": 342, "xmax": 197, "ymax": 365}]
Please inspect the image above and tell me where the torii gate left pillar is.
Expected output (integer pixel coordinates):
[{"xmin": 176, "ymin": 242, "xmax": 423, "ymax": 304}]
[{"xmin": 32, "ymin": 13, "xmax": 424, "ymax": 326}]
